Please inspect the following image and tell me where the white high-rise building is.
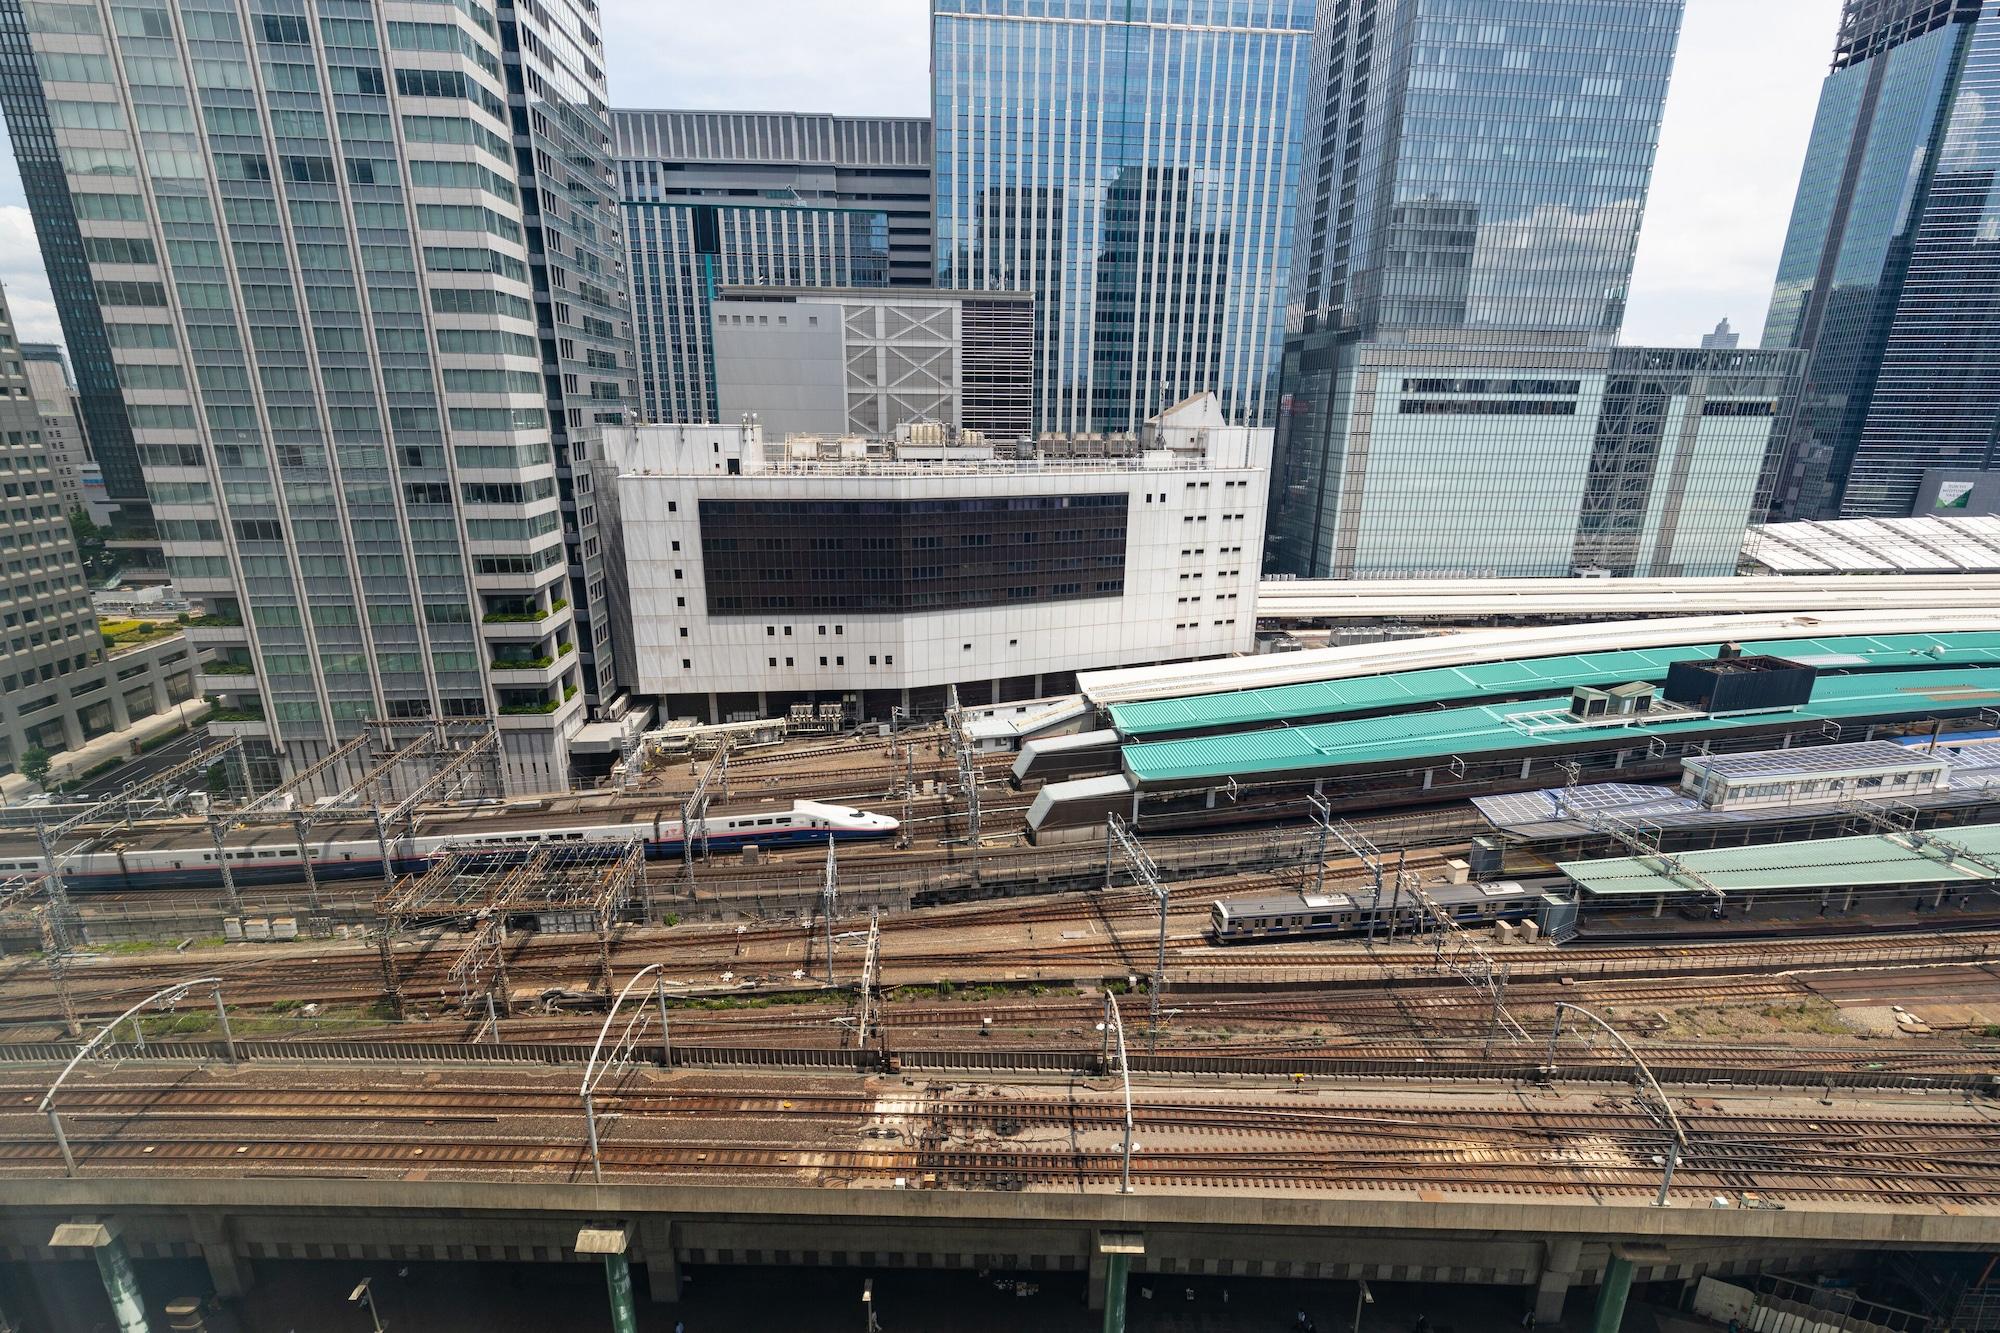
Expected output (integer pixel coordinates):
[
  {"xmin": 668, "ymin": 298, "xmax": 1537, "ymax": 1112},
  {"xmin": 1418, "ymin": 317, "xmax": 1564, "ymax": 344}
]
[{"xmin": 0, "ymin": 0, "xmax": 635, "ymax": 793}]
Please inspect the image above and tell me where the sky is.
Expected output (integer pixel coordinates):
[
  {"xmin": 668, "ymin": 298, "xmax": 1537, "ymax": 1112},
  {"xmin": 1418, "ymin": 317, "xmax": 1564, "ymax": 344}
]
[{"xmin": 0, "ymin": 0, "xmax": 1840, "ymax": 350}]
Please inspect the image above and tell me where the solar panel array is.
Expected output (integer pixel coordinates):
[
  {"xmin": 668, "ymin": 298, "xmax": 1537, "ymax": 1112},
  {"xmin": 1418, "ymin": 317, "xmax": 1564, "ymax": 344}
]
[
  {"xmin": 1684, "ymin": 741, "xmax": 1943, "ymax": 781},
  {"xmin": 1476, "ymin": 741, "xmax": 2000, "ymax": 838}
]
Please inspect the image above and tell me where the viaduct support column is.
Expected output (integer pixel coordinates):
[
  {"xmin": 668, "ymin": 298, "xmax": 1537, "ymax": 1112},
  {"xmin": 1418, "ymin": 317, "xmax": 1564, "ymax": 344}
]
[
  {"xmin": 49, "ymin": 1220, "xmax": 149, "ymax": 1333},
  {"xmin": 636, "ymin": 1217, "xmax": 680, "ymax": 1304},
  {"xmin": 185, "ymin": 1214, "xmax": 248, "ymax": 1300},
  {"xmin": 577, "ymin": 1226, "xmax": 639, "ymax": 1333},
  {"xmin": 1533, "ymin": 1237, "xmax": 1582, "ymax": 1325},
  {"xmin": 1094, "ymin": 1231, "xmax": 1145, "ymax": 1331},
  {"xmin": 1590, "ymin": 1252, "xmax": 1636, "ymax": 1333}
]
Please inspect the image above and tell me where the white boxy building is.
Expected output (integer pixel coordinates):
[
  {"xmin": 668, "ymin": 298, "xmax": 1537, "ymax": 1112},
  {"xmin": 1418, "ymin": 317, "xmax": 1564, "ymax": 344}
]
[{"xmin": 596, "ymin": 395, "xmax": 1270, "ymax": 722}]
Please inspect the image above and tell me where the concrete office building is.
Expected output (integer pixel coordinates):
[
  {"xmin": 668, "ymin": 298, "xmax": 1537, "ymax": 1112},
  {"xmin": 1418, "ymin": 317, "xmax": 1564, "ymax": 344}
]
[
  {"xmin": 18, "ymin": 342, "xmax": 87, "ymax": 514},
  {"xmin": 614, "ymin": 110, "xmax": 933, "ymax": 424},
  {"xmin": 1763, "ymin": 0, "xmax": 2000, "ymax": 519},
  {"xmin": 931, "ymin": 0, "xmax": 1316, "ymax": 434},
  {"xmin": 600, "ymin": 394, "xmax": 1269, "ymax": 723},
  {"xmin": 0, "ymin": 283, "xmax": 194, "ymax": 786},
  {"xmin": 712, "ymin": 286, "xmax": 1032, "ymax": 440},
  {"xmin": 0, "ymin": 0, "xmax": 634, "ymax": 794},
  {"xmin": 1268, "ymin": 0, "xmax": 1701, "ymax": 578},
  {"xmin": 1573, "ymin": 347, "xmax": 1801, "ymax": 577},
  {"xmin": 1277, "ymin": 344, "xmax": 1795, "ymax": 580}
]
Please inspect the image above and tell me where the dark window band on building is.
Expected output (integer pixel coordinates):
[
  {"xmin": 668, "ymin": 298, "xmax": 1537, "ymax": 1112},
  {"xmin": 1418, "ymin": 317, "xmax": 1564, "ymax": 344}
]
[
  {"xmin": 1397, "ymin": 399, "xmax": 1579, "ymax": 416},
  {"xmin": 1400, "ymin": 378, "xmax": 1582, "ymax": 396},
  {"xmin": 700, "ymin": 494, "xmax": 1128, "ymax": 614}
]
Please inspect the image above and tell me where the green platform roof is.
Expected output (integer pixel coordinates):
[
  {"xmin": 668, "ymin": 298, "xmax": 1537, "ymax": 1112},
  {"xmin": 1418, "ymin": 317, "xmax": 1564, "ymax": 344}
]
[
  {"xmin": 1120, "ymin": 664, "xmax": 2000, "ymax": 786},
  {"xmin": 1558, "ymin": 823, "xmax": 2000, "ymax": 897},
  {"xmin": 1107, "ymin": 631, "xmax": 2000, "ymax": 739}
]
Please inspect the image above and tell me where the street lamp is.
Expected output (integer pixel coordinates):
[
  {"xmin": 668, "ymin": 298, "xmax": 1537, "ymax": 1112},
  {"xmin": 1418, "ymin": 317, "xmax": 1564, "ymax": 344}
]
[
  {"xmin": 1353, "ymin": 1279, "xmax": 1374, "ymax": 1333},
  {"xmin": 862, "ymin": 1278, "xmax": 880, "ymax": 1332},
  {"xmin": 348, "ymin": 1277, "xmax": 385, "ymax": 1332}
]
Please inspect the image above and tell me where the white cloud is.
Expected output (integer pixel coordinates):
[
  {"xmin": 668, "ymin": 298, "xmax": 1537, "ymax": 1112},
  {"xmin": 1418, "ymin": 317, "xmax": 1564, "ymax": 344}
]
[
  {"xmin": 607, "ymin": 0, "xmax": 929, "ymax": 116},
  {"xmin": 1623, "ymin": 0, "xmax": 1844, "ymax": 346},
  {"xmin": 0, "ymin": 203, "xmax": 62, "ymax": 344}
]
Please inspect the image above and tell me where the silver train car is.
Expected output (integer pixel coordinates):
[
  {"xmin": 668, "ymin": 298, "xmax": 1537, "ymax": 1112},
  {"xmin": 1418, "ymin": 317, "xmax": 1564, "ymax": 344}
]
[
  {"xmin": 0, "ymin": 800, "xmax": 897, "ymax": 893},
  {"xmin": 1210, "ymin": 879, "xmax": 1558, "ymax": 943}
]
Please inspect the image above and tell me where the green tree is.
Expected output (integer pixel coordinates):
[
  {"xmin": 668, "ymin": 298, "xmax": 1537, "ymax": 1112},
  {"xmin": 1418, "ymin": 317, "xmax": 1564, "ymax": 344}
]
[
  {"xmin": 19, "ymin": 747, "xmax": 51, "ymax": 787},
  {"xmin": 66, "ymin": 506, "xmax": 117, "ymax": 583}
]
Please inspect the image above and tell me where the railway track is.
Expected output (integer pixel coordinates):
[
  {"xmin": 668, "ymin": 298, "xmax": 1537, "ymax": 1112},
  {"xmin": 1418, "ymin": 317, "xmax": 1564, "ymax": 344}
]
[
  {"xmin": 5, "ymin": 1068, "xmax": 1998, "ymax": 1205},
  {"xmin": 1, "ymin": 907, "xmax": 1994, "ymax": 1028}
]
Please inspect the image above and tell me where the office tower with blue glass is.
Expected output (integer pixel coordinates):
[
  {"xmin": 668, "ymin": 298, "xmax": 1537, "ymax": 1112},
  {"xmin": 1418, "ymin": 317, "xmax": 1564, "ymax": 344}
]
[
  {"xmin": 931, "ymin": 0, "xmax": 1316, "ymax": 434},
  {"xmin": 1762, "ymin": 0, "xmax": 2000, "ymax": 519},
  {"xmin": 1262, "ymin": 0, "xmax": 1775, "ymax": 579},
  {"xmin": 614, "ymin": 110, "xmax": 932, "ymax": 424},
  {"xmin": 0, "ymin": 0, "xmax": 633, "ymax": 793}
]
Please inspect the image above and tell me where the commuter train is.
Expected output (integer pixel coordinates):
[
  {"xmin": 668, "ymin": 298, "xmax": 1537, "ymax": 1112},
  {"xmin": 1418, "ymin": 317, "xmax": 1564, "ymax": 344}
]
[
  {"xmin": 0, "ymin": 800, "xmax": 898, "ymax": 893},
  {"xmin": 1210, "ymin": 878, "xmax": 1563, "ymax": 943}
]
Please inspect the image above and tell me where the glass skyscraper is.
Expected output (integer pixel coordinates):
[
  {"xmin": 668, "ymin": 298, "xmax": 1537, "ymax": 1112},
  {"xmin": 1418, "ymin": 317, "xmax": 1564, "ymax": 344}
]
[
  {"xmin": 0, "ymin": 0, "xmax": 633, "ymax": 793},
  {"xmin": 1268, "ymin": 0, "xmax": 1690, "ymax": 577},
  {"xmin": 1289, "ymin": 0, "xmax": 1681, "ymax": 345},
  {"xmin": 932, "ymin": 0, "xmax": 1317, "ymax": 434},
  {"xmin": 1762, "ymin": 0, "xmax": 1998, "ymax": 519}
]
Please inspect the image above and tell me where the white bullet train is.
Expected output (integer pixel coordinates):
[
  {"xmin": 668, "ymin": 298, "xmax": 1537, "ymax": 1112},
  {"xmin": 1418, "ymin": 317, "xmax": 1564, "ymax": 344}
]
[{"xmin": 0, "ymin": 800, "xmax": 898, "ymax": 892}]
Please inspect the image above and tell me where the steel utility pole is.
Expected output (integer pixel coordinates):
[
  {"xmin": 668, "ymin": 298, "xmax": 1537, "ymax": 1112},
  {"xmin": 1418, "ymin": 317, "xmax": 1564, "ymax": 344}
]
[
  {"xmin": 1106, "ymin": 813, "xmax": 1168, "ymax": 1052},
  {"xmin": 822, "ymin": 836, "xmax": 838, "ymax": 984}
]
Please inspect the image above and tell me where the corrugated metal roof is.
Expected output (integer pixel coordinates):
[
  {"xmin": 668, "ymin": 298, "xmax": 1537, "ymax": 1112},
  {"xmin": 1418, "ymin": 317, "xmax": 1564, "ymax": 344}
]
[
  {"xmin": 1559, "ymin": 823, "xmax": 2000, "ymax": 896},
  {"xmin": 1744, "ymin": 516, "xmax": 2000, "ymax": 574},
  {"xmin": 1082, "ymin": 609, "xmax": 2000, "ymax": 706},
  {"xmin": 1121, "ymin": 665, "xmax": 2000, "ymax": 785},
  {"xmin": 1683, "ymin": 740, "xmax": 1945, "ymax": 780},
  {"xmin": 1477, "ymin": 739, "xmax": 2000, "ymax": 839},
  {"xmin": 1109, "ymin": 632, "xmax": 2000, "ymax": 738}
]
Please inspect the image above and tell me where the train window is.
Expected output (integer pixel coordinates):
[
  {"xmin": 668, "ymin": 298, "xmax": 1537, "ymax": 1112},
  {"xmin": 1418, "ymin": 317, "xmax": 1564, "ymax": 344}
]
[{"xmin": 1311, "ymin": 915, "xmax": 1331, "ymax": 924}]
